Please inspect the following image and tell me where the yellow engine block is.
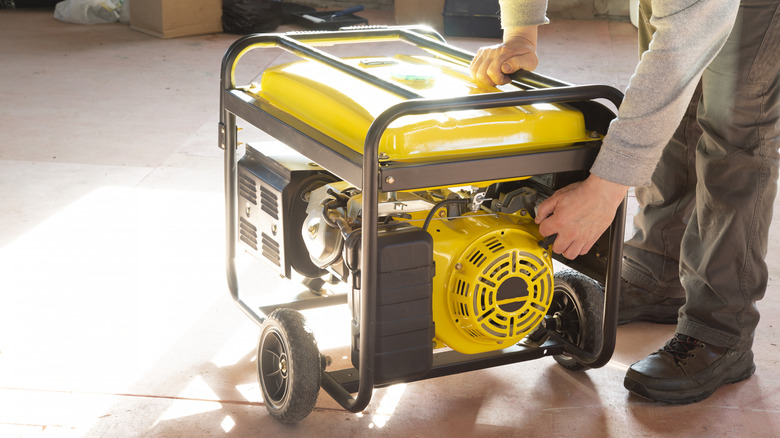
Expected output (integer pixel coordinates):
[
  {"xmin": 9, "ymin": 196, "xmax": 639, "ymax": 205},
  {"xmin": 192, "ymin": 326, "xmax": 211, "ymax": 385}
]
[{"xmin": 428, "ymin": 211, "xmax": 554, "ymax": 354}]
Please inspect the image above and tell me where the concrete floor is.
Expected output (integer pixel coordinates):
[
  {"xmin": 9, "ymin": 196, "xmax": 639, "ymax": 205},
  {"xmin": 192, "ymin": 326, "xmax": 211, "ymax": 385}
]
[{"xmin": 1, "ymin": 8, "xmax": 779, "ymax": 438}]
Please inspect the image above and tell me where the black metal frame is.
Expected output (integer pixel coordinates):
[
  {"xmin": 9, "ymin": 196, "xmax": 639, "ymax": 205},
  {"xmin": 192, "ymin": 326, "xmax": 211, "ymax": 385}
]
[{"xmin": 220, "ymin": 26, "xmax": 626, "ymax": 414}]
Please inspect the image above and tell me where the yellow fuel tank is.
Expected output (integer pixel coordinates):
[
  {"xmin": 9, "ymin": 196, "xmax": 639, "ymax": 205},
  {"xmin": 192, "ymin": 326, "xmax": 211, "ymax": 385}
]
[{"xmin": 247, "ymin": 55, "xmax": 595, "ymax": 162}]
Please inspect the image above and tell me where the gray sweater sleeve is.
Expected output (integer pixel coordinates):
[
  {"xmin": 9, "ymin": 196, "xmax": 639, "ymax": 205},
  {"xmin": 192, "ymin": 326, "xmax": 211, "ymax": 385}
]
[
  {"xmin": 499, "ymin": 0, "xmax": 549, "ymax": 28},
  {"xmin": 501, "ymin": 0, "xmax": 739, "ymax": 187},
  {"xmin": 589, "ymin": 0, "xmax": 739, "ymax": 186}
]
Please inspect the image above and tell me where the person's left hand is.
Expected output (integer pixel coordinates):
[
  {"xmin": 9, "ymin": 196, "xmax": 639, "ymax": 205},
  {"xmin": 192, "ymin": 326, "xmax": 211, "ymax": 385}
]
[{"xmin": 535, "ymin": 174, "xmax": 628, "ymax": 259}]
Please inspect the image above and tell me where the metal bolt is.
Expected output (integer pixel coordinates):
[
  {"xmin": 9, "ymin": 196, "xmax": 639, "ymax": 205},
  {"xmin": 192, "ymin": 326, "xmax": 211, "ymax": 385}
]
[
  {"xmin": 552, "ymin": 314, "xmax": 563, "ymax": 331},
  {"xmin": 385, "ymin": 176, "xmax": 395, "ymax": 184},
  {"xmin": 379, "ymin": 152, "xmax": 389, "ymax": 160},
  {"xmin": 455, "ymin": 263, "xmax": 463, "ymax": 271}
]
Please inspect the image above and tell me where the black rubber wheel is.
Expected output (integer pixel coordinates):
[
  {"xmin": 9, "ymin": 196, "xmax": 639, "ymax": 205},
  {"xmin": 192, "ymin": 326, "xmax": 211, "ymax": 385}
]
[
  {"xmin": 258, "ymin": 308, "xmax": 321, "ymax": 424},
  {"xmin": 549, "ymin": 270, "xmax": 604, "ymax": 371}
]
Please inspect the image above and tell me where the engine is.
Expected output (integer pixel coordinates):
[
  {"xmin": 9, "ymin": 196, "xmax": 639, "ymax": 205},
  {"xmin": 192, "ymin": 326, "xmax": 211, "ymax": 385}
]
[
  {"xmin": 301, "ymin": 182, "xmax": 555, "ymax": 355},
  {"xmin": 237, "ymin": 144, "xmax": 555, "ymax": 381}
]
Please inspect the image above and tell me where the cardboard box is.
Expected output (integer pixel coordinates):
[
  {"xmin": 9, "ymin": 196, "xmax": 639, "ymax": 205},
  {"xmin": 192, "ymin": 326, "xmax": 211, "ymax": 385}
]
[
  {"xmin": 394, "ymin": 0, "xmax": 445, "ymax": 30},
  {"xmin": 130, "ymin": 0, "xmax": 222, "ymax": 39}
]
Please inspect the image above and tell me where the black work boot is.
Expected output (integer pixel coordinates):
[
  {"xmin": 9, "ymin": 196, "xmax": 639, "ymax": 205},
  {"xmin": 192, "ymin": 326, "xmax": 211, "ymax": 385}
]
[
  {"xmin": 624, "ymin": 334, "xmax": 756, "ymax": 404},
  {"xmin": 618, "ymin": 278, "xmax": 685, "ymax": 325}
]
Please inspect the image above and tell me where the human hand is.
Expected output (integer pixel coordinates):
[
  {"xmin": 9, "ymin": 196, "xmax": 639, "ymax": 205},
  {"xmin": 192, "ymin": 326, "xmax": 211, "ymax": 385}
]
[
  {"xmin": 534, "ymin": 175, "xmax": 628, "ymax": 260},
  {"xmin": 469, "ymin": 26, "xmax": 540, "ymax": 86}
]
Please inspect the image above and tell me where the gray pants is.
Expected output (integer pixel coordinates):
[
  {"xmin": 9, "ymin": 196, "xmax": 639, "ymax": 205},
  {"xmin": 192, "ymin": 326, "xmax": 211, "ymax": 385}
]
[{"xmin": 623, "ymin": 0, "xmax": 780, "ymax": 351}]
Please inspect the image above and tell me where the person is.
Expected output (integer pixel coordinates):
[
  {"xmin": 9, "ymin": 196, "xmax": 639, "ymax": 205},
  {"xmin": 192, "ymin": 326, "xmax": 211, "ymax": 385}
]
[{"xmin": 471, "ymin": 0, "xmax": 780, "ymax": 404}]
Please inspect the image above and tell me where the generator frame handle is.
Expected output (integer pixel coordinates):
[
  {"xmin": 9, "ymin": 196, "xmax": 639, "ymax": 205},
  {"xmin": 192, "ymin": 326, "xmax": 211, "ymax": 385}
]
[
  {"xmin": 220, "ymin": 27, "xmax": 626, "ymax": 415},
  {"xmin": 220, "ymin": 26, "xmax": 571, "ymax": 96}
]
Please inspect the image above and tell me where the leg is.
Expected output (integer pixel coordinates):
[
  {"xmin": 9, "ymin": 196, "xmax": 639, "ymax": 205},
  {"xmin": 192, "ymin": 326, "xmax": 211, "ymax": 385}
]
[
  {"xmin": 621, "ymin": 88, "xmax": 699, "ymax": 298},
  {"xmin": 618, "ymin": 87, "xmax": 699, "ymax": 323},
  {"xmin": 618, "ymin": 0, "xmax": 697, "ymax": 323},
  {"xmin": 625, "ymin": 0, "xmax": 780, "ymax": 403},
  {"xmin": 622, "ymin": 0, "xmax": 697, "ymax": 298},
  {"xmin": 678, "ymin": 0, "xmax": 780, "ymax": 351}
]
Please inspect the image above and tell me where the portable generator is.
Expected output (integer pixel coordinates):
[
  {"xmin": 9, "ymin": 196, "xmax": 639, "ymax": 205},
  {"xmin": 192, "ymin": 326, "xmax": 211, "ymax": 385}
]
[{"xmin": 220, "ymin": 27, "xmax": 626, "ymax": 424}]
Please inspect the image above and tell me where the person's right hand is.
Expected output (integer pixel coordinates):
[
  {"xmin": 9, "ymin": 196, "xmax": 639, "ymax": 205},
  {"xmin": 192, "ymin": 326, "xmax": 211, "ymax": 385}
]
[
  {"xmin": 534, "ymin": 174, "xmax": 628, "ymax": 260},
  {"xmin": 469, "ymin": 26, "xmax": 540, "ymax": 86}
]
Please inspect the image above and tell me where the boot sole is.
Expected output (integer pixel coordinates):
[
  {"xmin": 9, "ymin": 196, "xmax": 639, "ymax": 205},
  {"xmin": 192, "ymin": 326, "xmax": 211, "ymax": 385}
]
[{"xmin": 623, "ymin": 353, "xmax": 756, "ymax": 404}]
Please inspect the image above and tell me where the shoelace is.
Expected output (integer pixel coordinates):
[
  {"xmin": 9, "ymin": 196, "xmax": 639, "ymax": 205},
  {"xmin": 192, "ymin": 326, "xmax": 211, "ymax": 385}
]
[{"xmin": 663, "ymin": 334, "xmax": 704, "ymax": 364}]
